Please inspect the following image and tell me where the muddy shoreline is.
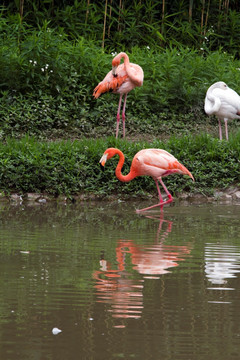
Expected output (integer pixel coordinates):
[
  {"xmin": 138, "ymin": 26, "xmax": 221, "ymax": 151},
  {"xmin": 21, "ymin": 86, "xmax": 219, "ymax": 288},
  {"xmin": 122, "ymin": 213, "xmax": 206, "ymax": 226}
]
[{"xmin": 4, "ymin": 186, "xmax": 240, "ymax": 205}]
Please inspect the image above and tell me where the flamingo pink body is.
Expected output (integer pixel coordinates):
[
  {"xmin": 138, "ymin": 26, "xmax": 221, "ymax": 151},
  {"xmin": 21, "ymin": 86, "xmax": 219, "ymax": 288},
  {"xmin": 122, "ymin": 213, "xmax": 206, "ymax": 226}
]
[
  {"xmin": 204, "ymin": 81, "xmax": 240, "ymax": 140},
  {"xmin": 100, "ymin": 148, "xmax": 194, "ymax": 212},
  {"xmin": 93, "ymin": 52, "xmax": 144, "ymax": 138}
]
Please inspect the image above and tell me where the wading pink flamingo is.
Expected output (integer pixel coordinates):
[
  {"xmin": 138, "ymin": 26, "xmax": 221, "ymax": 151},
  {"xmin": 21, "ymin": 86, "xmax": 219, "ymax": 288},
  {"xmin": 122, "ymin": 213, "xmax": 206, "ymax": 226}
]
[
  {"xmin": 93, "ymin": 52, "xmax": 144, "ymax": 138},
  {"xmin": 100, "ymin": 148, "xmax": 194, "ymax": 212},
  {"xmin": 204, "ymin": 81, "xmax": 240, "ymax": 140}
]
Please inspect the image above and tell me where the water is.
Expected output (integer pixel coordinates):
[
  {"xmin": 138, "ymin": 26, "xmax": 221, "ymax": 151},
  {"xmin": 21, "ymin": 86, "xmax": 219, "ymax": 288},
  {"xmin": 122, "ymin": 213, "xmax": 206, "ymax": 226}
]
[{"xmin": 0, "ymin": 200, "xmax": 240, "ymax": 359}]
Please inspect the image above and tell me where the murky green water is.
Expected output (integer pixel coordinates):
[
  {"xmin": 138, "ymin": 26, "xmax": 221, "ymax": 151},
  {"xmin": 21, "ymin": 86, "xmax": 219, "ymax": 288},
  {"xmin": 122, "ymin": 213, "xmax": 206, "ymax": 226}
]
[{"xmin": 0, "ymin": 200, "xmax": 240, "ymax": 359}]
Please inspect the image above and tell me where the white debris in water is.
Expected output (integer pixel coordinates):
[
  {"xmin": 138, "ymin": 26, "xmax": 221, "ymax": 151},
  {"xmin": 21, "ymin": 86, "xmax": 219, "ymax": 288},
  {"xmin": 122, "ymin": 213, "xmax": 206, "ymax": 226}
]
[
  {"xmin": 38, "ymin": 198, "xmax": 47, "ymax": 203},
  {"xmin": 52, "ymin": 327, "xmax": 62, "ymax": 335}
]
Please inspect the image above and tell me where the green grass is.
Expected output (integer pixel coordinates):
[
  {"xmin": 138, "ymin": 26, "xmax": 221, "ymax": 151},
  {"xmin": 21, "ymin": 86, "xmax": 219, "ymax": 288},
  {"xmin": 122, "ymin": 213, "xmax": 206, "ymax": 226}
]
[{"xmin": 0, "ymin": 134, "xmax": 239, "ymax": 199}]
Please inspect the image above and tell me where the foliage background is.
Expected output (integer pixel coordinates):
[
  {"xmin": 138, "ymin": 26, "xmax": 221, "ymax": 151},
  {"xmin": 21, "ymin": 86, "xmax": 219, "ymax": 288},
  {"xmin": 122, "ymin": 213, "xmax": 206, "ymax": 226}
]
[
  {"xmin": 0, "ymin": 1, "xmax": 240, "ymax": 196},
  {"xmin": 1, "ymin": 1, "xmax": 240, "ymax": 139}
]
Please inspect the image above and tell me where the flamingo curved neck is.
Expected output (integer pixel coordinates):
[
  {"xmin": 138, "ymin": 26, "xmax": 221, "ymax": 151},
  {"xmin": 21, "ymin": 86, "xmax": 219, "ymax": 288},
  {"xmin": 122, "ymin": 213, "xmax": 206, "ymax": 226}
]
[
  {"xmin": 115, "ymin": 52, "xmax": 142, "ymax": 87},
  {"xmin": 113, "ymin": 149, "xmax": 136, "ymax": 182},
  {"xmin": 206, "ymin": 89, "xmax": 221, "ymax": 114},
  {"xmin": 115, "ymin": 52, "xmax": 129, "ymax": 65}
]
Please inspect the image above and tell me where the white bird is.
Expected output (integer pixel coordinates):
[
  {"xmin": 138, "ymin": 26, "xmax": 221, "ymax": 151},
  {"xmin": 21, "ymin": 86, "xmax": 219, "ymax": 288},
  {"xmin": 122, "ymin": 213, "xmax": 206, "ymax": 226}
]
[{"xmin": 204, "ymin": 81, "xmax": 240, "ymax": 140}]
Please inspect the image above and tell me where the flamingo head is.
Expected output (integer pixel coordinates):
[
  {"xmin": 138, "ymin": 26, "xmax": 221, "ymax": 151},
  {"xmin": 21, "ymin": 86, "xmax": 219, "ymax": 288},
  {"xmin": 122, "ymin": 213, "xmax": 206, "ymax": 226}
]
[
  {"xmin": 112, "ymin": 66, "xmax": 118, "ymax": 77},
  {"xmin": 210, "ymin": 81, "xmax": 228, "ymax": 91},
  {"xmin": 99, "ymin": 148, "xmax": 120, "ymax": 170},
  {"xmin": 99, "ymin": 153, "xmax": 108, "ymax": 171},
  {"xmin": 112, "ymin": 53, "xmax": 125, "ymax": 77},
  {"xmin": 112, "ymin": 57, "xmax": 120, "ymax": 77}
]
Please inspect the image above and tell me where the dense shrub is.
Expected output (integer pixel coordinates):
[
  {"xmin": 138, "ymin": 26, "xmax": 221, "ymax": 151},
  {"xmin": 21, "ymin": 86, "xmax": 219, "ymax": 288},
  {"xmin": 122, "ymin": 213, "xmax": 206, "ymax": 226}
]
[
  {"xmin": 3, "ymin": 1, "xmax": 240, "ymax": 55},
  {"xmin": 1, "ymin": 34, "xmax": 240, "ymax": 139},
  {"xmin": 1, "ymin": 4, "xmax": 240, "ymax": 139},
  {"xmin": 0, "ymin": 135, "xmax": 239, "ymax": 197}
]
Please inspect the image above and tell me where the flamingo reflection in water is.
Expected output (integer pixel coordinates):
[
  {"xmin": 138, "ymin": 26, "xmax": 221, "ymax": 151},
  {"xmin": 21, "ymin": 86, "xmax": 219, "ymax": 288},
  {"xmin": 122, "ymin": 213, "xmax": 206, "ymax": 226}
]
[{"xmin": 93, "ymin": 215, "xmax": 192, "ymax": 320}]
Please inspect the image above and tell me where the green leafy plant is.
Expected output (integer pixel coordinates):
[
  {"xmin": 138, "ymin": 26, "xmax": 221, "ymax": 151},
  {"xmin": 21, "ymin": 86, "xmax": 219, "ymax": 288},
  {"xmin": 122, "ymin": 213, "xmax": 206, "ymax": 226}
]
[{"xmin": 0, "ymin": 134, "xmax": 239, "ymax": 198}]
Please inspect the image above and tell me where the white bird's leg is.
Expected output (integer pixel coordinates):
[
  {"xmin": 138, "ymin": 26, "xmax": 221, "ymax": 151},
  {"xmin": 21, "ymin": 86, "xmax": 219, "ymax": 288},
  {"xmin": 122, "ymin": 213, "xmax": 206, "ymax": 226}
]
[
  {"xmin": 224, "ymin": 118, "xmax": 229, "ymax": 141},
  {"xmin": 122, "ymin": 94, "xmax": 127, "ymax": 138},
  {"xmin": 116, "ymin": 94, "xmax": 123, "ymax": 138},
  {"xmin": 218, "ymin": 118, "xmax": 222, "ymax": 140}
]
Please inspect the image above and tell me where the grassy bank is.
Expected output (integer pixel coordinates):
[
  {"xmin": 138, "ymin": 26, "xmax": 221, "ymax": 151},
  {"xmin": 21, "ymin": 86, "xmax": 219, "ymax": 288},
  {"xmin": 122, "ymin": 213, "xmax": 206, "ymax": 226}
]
[
  {"xmin": 0, "ymin": 134, "xmax": 239, "ymax": 199},
  {"xmin": 1, "ymin": 15, "xmax": 240, "ymax": 140},
  {"xmin": 1, "ymin": 37, "xmax": 240, "ymax": 140}
]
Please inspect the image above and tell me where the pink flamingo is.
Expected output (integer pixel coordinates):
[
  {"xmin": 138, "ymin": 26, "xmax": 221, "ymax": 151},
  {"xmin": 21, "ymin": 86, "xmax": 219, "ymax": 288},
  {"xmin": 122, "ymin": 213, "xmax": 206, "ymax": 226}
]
[
  {"xmin": 93, "ymin": 52, "xmax": 144, "ymax": 138},
  {"xmin": 100, "ymin": 148, "xmax": 194, "ymax": 212}
]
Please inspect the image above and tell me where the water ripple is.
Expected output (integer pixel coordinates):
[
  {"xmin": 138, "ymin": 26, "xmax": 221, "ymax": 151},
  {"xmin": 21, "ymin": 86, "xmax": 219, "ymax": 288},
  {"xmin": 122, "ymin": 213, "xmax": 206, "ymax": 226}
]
[{"xmin": 205, "ymin": 243, "xmax": 240, "ymax": 285}]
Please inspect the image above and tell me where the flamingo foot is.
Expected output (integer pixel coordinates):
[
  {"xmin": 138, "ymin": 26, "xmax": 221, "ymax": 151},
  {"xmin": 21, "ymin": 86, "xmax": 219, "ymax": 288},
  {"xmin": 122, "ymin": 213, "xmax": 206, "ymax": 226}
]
[{"xmin": 136, "ymin": 197, "xmax": 173, "ymax": 213}]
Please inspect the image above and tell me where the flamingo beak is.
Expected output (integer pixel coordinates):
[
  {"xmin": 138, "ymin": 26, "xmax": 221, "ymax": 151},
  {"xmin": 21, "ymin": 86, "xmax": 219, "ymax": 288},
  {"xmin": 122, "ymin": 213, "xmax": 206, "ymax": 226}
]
[
  {"xmin": 189, "ymin": 172, "xmax": 195, "ymax": 182},
  {"xmin": 112, "ymin": 66, "xmax": 117, "ymax": 77},
  {"xmin": 99, "ymin": 153, "xmax": 108, "ymax": 171}
]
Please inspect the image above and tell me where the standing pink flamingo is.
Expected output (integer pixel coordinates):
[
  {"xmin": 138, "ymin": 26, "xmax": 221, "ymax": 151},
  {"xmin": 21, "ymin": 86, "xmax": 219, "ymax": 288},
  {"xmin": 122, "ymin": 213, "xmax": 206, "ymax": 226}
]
[
  {"xmin": 100, "ymin": 148, "xmax": 194, "ymax": 212},
  {"xmin": 93, "ymin": 52, "xmax": 144, "ymax": 138}
]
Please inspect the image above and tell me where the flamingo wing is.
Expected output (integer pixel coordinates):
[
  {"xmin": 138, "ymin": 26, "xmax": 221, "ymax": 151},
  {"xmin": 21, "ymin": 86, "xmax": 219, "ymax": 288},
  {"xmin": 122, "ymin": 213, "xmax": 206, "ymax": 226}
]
[
  {"xmin": 93, "ymin": 70, "xmax": 128, "ymax": 99},
  {"xmin": 132, "ymin": 149, "xmax": 194, "ymax": 180},
  {"xmin": 210, "ymin": 87, "xmax": 240, "ymax": 118},
  {"xmin": 93, "ymin": 62, "xmax": 143, "ymax": 99},
  {"xmin": 132, "ymin": 149, "xmax": 179, "ymax": 178}
]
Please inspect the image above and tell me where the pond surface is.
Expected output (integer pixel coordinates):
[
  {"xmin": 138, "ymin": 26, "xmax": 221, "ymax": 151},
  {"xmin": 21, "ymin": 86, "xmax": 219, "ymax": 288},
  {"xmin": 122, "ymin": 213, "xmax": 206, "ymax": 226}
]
[{"xmin": 0, "ymin": 200, "xmax": 240, "ymax": 359}]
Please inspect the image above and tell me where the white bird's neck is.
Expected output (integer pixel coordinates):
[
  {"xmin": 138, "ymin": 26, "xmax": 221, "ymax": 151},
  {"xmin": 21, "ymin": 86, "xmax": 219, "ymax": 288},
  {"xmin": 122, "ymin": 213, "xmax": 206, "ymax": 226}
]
[{"xmin": 205, "ymin": 87, "xmax": 221, "ymax": 114}]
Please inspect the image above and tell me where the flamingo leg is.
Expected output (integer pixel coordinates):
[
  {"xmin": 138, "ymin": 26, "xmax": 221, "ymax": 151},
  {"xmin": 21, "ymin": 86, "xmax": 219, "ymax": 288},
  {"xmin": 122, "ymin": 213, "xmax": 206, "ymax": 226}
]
[
  {"xmin": 136, "ymin": 179, "xmax": 173, "ymax": 213},
  {"xmin": 218, "ymin": 118, "xmax": 222, "ymax": 140},
  {"xmin": 159, "ymin": 178, "xmax": 173, "ymax": 204},
  {"xmin": 155, "ymin": 179, "xmax": 163, "ymax": 203},
  {"xmin": 116, "ymin": 94, "xmax": 123, "ymax": 138},
  {"xmin": 122, "ymin": 94, "xmax": 127, "ymax": 138},
  {"xmin": 224, "ymin": 118, "xmax": 228, "ymax": 141}
]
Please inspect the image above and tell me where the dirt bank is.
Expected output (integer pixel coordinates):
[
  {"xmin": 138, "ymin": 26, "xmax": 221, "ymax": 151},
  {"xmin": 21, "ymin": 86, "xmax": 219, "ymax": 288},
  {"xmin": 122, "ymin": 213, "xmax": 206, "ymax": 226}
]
[{"xmin": 4, "ymin": 186, "xmax": 240, "ymax": 205}]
